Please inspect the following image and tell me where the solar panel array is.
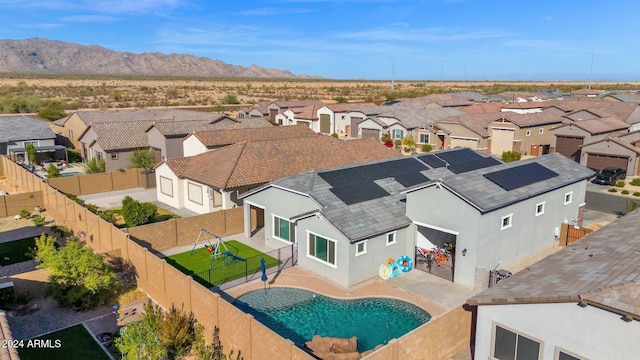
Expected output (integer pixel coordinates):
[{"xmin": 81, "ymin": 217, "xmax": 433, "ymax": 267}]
[
  {"xmin": 483, "ymin": 162, "xmax": 559, "ymax": 191},
  {"xmin": 448, "ymin": 156, "xmax": 501, "ymax": 174},
  {"xmin": 417, "ymin": 154, "xmax": 446, "ymax": 168},
  {"xmin": 319, "ymin": 158, "xmax": 429, "ymax": 205},
  {"xmin": 419, "ymin": 148, "xmax": 502, "ymax": 174},
  {"xmin": 435, "ymin": 148, "xmax": 483, "ymax": 165}
]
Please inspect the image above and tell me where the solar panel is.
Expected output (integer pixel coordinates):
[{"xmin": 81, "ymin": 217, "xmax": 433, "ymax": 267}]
[
  {"xmin": 436, "ymin": 148, "xmax": 483, "ymax": 165},
  {"xmin": 394, "ymin": 172, "xmax": 430, "ymax": 187},
  {"xmin": 448, "ymin": 157, "xmax": 501, "ymax": 174},
  {"xmin": 330, "ymin": 182, "xmax": 389, "ymax": 205},
  {"xmin": 418, "ymin": 154, "xmax": 446, "ymax": 168},
  {"xmin": 483, "ymin": 163, "xmax": 559, "ymax": 191},
  {"xmin": 319, "ymin": 158, "xmax": 428, "ymax": 187}
]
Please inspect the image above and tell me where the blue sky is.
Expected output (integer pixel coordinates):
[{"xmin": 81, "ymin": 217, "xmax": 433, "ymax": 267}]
[{"xmin": 1, "ymin": 0, "xmax": 639, "ymax": 81}]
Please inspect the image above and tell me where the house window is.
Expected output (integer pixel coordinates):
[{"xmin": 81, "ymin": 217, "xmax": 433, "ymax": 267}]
[
  {"xmin": 535, "ymin": 202, "xmax": 545, "ymax": 216},
  {"xmin": 96, "ymin": 152, "xmax": 103, "ymax": 161},
  {"xmin": 501, "ymin": 214, "xmax": 513, "ymax": 230},
  {"xmin": 355, "ymin": 241, "xmax": 367, "ymax": 256},
  {"xmin": 492, "ymin": 324, "xmax": 541, "ymax": 360},
  {"xmin": 564, "ymin": 191, "xmax": 573, "ymax": 205},
  {"xmin": 308, "ymin": 232, "xmax": 336, "ymax": 266},
  {"xmin": 386, "ymin": 231, "xmax": 397, "ymax": 246},
  {"xmin": 273, "ymin": 215, "xmax": 295, "ymax": 243},
  {"xmin": 23, "ymin": 140, "xmax": 39, "ymax": 148},
  {"xmin": 392, "ymin": 129, "xmax": 404, "ymax": 139},
  {"xmin": 159, "ymin": 176, "xmax": 173, "ymax": 197},
  {"xmin": 68, "ymin": 129, "xmax": 74, "ymax": 139},
  {"xmin": 556, "ymin": 348, "xmax": 585, "ymax": 360},
  {"xmin": 187, "ymin": 182, "xmax": 203, "ymax": 205},
  {"xmin": 212, "ymin": 189, "xmax": 223, "ymax": 207},
  {"xmin": 419, "ymin": 133, "xmax": 430, "ymax": 144},
  {"xmin": 525, "ymin": 130, "xmax": 531, "ymax": 137},
  {"xmin": 110, "ymin": 153, "xmax": 119, "ymax": 160},
  {"xmin": 539, "ymin": 128, "xmax": 544, "ymax": 135}
]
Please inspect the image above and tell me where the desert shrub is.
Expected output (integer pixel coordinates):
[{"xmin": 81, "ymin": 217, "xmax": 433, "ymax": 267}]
[
  {"xmin": 20, "ymin": 209, "xmax": 31, "ymax": 219},
  {"xmin": 502, "ymin": 151, "xmax": 521, "ymax": 163},
  {"xmin": 222, "ymin": 94, "xmax": 239, "ymax": 104},
  {"xmin": 401, "ymin": 134, "xmax": 416, "ymax": 151},
  {"xmin": 622, "ymin": 190, "xmax": 630, "ymax": 195},
  {"xmin": 634, "ymin": 192, "xmax": 640, "ymax": 197},
  {"xmin": 46, "ymin": 163, "xmax": 60, "ymax": 178},
  {"xmin": 331, "ymin": 133, "xmax": 339, "ymax": 138},
  {"xmin": 86, "ymin": 157, "xmax": 106, "ymax": 173},
  {"xmin": 129, "ymin": 149, "xmax": 156, "ymax": 169},
  {"xmin": 615, "ymin": 180, "xmax": 625, "ymax": 188},
  {"xmin": 37, "ymin": 100, "xmax": 66, "ymax": 120},
  {"xmin": 608, "ymin": 188, "xmax": 617, "ymax": 193},
  {"xmin": 121, "ymin": 196, "xmax": 157, "ymax": 227},
  {"xmin": 31, "ymin": 215, "xmax": 46, "ymax": 227},
  {"xmin": 380, "ymin": 132, "xmax": 391, "ymax": 143},
  {"xmin": 421, "ymin": 144, "xmax": 432, "ymax": 152},
  {"xmin": 394, "ymin": 139, "xmax": 401, "ymax": 149},
  {"xmin": 631, "ymin": 178, "xmax": 640, "ymax": 186},
  {"xmin": 67, "ymin": 149, "xmax": 82, "ymax": 163}
]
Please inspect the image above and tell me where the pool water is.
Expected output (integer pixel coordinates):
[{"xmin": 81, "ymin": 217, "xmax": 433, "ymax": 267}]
[
  {"xmin": 61, "ymin": 172, "xmax": 82, "ymax": 177},
  {"xmin": 234, "ymin": 287, "xmax": 431, "ymax": 352}
]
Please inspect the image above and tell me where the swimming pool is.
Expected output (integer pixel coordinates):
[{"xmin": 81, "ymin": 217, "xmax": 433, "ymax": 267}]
[
  {"xmin": 61, "ymin": 172, "xmax": 83, "ymax": 177},
  {"xmin": 234, "ymin": 287, "xmax": 431, "ymax": 352}
]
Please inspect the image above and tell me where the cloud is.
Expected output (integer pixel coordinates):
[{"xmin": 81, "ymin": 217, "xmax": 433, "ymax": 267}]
[
  {"xmin": 239, "ymin": 8, "xmax": 313, "ymax": 16},
  {"xmin": 337, "ymin": 26, "xmax": 508, "ymax": 42},
  {"xmin": 93, "ymin": 0, "xmax": 184, "ymax": 14},
  {"xmin": 62, "ymin": 15, "xmax": 118, "ymax": 23}
]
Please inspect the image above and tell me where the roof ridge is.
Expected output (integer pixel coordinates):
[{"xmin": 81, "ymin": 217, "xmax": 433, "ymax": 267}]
[{"xmin": 224, "ymin": 142, "xmax": 248, "ymax": 189}]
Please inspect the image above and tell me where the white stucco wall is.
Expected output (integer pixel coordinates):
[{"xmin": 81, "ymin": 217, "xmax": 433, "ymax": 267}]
[
  {"xmin": 475, "ymin": 302, "xmax": 640, "ymax": 360},
  {"xmin": 155, "ymin": 163, "xmax": 183, "ymax": 210},
  {"xmin": 182, "ymin": 134, "xmax": 209, "ymax": 157}
]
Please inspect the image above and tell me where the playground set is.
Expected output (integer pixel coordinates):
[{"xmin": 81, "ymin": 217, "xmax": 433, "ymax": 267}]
[{"xmin": 191, "ymin": 228, "xmax": 246, "ymax": 268}]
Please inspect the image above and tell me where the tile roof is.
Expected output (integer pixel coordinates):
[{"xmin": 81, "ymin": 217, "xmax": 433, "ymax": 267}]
[
  {"xmin": 460, "ymin": 103, "xmax": 505, "ymax": 114},
  {"xmin": 193, "ymin": 124, "xmax": 316, "ymax": 148},
  {"xmin": 0, "ymin": 116, "xmax": 56, "ymax": 142},
  {"xmin": 73, "ymin": 108, "xmax": 220, "ymax": 124},
  {"xmin": 386, "ymin": 94, "xmax": 472, "ymax": 108},
  {"xmin": 467, "ymin": 207, "xmax": 640, "ymax": 319},
  {"xmin": 571, "ymin": 88, "xmax": 604, "ymax": 95},
  {"xmin": 0, "ymin": 312, "xmax": 19, "ymax": 360},
  {"xmin": 376, "ymin": 108, "xmax": 464, "ymax": 129},
  {"xmin": 436, "ymin": 111, "xmax": 561, "ymax": 136},
  {"xmin": 90, "ymin": 121, "xmax": 151, "ymax": 151},
  {"xmin": 323, "ymin": 102, "xmax": 377, "ymax": 112},
  {"xmin": 166, "ymin": 136, "xmax": 400, "ymax": 190},
  {"xmin": 290, "ymin": 104, "xmax": 320, "ymax": 120},
  {"xmin": 146, "ymin": 116, "xmax": 270, "ymax": 136},
  {"xmin": 52, "ymin": 114, "xmax": 71, "ymax": 126},
  {"xmin": 544, "ymin": 100, "xmax": 639, "ymax": 122},
  {"xmin": 561, "ymin": 117, "xmax": 630, "ymax": 135}
]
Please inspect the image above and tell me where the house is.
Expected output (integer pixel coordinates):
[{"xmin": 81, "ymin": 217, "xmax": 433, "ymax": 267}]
[
  {"xmin": 155, "ymin": 136, "xmax": 400, "ymax": 214},
  {"xmin": 181, "ymin": 124, "xmax": 315, "ymax": 157},
  {"xmin": 52, "ymin": 108, "xmax": 220, "ymax": 152},
  {"xmin": 579, "ymin": 132, "xmax": 640, "ymax": 174},
  {"xmin": 384, "ymin": 94, "xmax": 473, "ymax": 109},
  {"xmin": 146, "ymin": 116, "xmax": 270, "ymax": 160},
  {"xmin": 316, "ymin": 102, "xmax": 376, "ymax": 137},
  {"xmin": 240, "ymin": 149, "xmax": 593, "ymax": 289},
  {"xmin": 550, "ymin": 117, "xmax": 629, "ymax": 162},
  {"xmin": 570, "ymin": 88, "xmax": 603, "ymax": 98},
  {"xmin": 238, "ymin": 100, "xmax": 325, "ymax": 122},
  {"xmin": 0, "ymin": 116, "xmax": 67, "ymax": 163},
  {"xmin": 274, "ymin": 104, "xmax": 320, "ymax": 131},
  {"xmin": 435, "ymin": 111, "xmax": 563, "ymax": 156},
  {"xmin": 467, "ymin": 209, "xmax": 640, "ymax": 360}
]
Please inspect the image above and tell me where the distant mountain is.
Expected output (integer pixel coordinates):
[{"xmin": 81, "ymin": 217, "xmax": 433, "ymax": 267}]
[{"xmin": 0, "ymin": 38, "xmax": 318, "ymax": 79}]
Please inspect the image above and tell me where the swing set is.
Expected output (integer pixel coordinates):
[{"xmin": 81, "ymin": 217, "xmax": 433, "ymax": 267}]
[{"xmin": 191, "ymin": 228, "xmax": 246, "ymax": 268}]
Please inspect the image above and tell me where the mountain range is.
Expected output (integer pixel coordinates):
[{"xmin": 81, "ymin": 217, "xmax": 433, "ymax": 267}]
[{"xmin": 0, "ymin": 38, "xmax": 316, "ymax": 79}]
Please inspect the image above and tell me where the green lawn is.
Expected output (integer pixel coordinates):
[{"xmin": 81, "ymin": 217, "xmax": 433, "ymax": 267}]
[
  {"xmin": 0, "ymin": 236, "xmax": 38, "ymax": 266},
  {"xmin": 18, "ymin": 324, "xmax": 110, "ymax": 360},
  {"xmin": 166, "ymin": 240, "xmax": 280, "ymax": 287}
]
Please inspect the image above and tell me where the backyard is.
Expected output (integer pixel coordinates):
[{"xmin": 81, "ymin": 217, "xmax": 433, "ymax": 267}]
[
  {"xmin": 166, "ymin": 240, "xmax": 280, "ymax": 288},
  {"xmin": 0, "ymin": 236, "xmax": 37, "ymax": 266},
  {"xmin": 18, "ymin": 324, "xmax": 111, "ymax": 360}
]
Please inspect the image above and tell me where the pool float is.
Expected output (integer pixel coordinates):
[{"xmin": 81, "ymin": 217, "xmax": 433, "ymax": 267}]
[
  {"xmin": 387, "ymin": 257, "xmax": 395, "ymax": 265},
  {"xmin": 389, "ymin": 262, "xmax": 403, "ymax": 279},
  {"xmin": 397, "ymin": 255, "xmax": 413, "ymax": 272},
  {"xmin": 379, "ymin": 264, "xmax": 390, "ymax": 280}
]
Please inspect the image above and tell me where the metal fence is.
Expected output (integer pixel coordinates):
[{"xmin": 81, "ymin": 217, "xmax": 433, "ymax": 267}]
[{"xmin": 193, "ymin": 243, "xmax": 297, "ymax": 290}]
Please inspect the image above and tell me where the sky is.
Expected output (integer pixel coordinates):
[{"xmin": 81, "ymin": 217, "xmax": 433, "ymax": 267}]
[{"xmin": 0, "ymin": 0, "xmax": 639, "ymax": 81}]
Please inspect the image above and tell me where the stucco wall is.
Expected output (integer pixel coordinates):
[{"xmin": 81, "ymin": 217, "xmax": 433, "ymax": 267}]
[
  {"xmin": 581, "ymin": 139, "xmax": 638, "ymax": 175},
  {"xmin": 182, "ymin": 134, "xmax": 208, "ymax": 157},
  {"xmin": 475, "ymin": 302, "xmax": 640, "ymax": 360},
  {"xmin": 155, "ymin": 163, "xmax": 182, "ymax": 209}
]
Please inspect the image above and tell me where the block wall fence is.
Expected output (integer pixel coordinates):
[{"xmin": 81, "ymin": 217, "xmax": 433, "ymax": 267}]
[{"xmin": 1, "ymin": 156, "xmax": 473, "ymax": 360}]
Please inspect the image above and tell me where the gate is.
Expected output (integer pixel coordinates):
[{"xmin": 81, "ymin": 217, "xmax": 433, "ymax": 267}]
[
  {"xmin": 559, "ymin": 223, "xmax": 587, "ymax": 246},
  {"xmin": 414, "ymin": 246, "xmax": 454, "ymax": 281}
]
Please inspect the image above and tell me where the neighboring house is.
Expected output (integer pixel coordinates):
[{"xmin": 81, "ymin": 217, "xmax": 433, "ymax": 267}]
[
  {"xmin": 0, "ymin": 116, "xmax": 67, "ymax": 163},
  {"xmin": 316, "ymin": 102, "xmax": 376, "ymax": 137},
  {"xmin": 550, "ymin": 117, "xmax": 630, "ymax": 162},
  {"xmin": 546, "ymin": 100, "xmax": 640, "ymax": 125},
  {"xmin": 579, "ymin": 133, "xmax": 640, "ymax": 174},
  {"xmin": 436, "ymin": 111, "xmax": 563, "ymax": 156},
  {"xmin": 570, "ymin": 88, "xmax": 603, "ymax": 97},
  {"xmin": 274, "ymin": 105, "xmax": 321, "ymax": 131},
  {"xmin": 384, "ymin": 94, "xmax": 473, "ymax": 109},
  {"xmin": 238, "ymin": 100, "xmax": 325, "ymax": 122},
  {"xmin": 460, "ymin": 102, "xmax": 505, "ymax": 114},
  {"xmin": 146, "ymin": 116, "xmax": 270, "ymax": 160},
  {"xmin": 467, "ymin": 209, "xmax": 640, "ymax": 360},
  {"xmin": 181, "ymin": 124, "xmax": 315, "ymax": 157},
  {"xmin": 241, "ymin": 149, "xmax": 592, "ymax": 288},
  {"xmin": 600, "ymin": 91, "xmax": 640, "ymax": 103},
  {"xmin": 373, "ymin": 108, "xmax": 464, "ymax": 146},
  {"xmin": 155, "ymin": 136, "xmax": 400, "ymax": 214}
]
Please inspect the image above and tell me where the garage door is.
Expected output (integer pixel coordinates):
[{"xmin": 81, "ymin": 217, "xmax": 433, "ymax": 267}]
[
  {"xmin": 555, "ymin": 136, "xmax": 583, "ymax": 162},
  {"xmin": 587, "ymin": 153, "xmax": 628, "ymax": 173},
  {"xmin": 361, "ymin": 128, "xmax": 380, "ymax": 139},
  {"xmin": 450, "ymin": 137, "xmax": 478, "ymax": 149},
  {"xmin": 320, "ymin": 114, "xmax": 331, "ymax": 134},
  {"xmin": 491, "ymin": 128, "xmax": 515, "ymax": 155}
]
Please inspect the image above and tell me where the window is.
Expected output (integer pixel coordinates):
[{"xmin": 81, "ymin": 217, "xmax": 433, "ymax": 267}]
[
  {"xmin": 501, "ymin": 214, "xmax": 513, "ymax": 230},
  {"xmin": 212, "ymin": 189, "xmax": 222, "ymax": 207},
  {"xmin": 525, "ymin": 130, "xmax": 531, "ymax": 136},
  {"xmin": 386, "ymin": 231, "xmax": 397, "ymax": 246},
  {"xmin": 419, "ymin": 133, "xmax": 430, "ymax": 144},
  {"xmin": 556, "ymin": 348, "xmax": 585, "ymax": 360},
  {"xmin": 493, "ymin": 324, "xmax": 541, "ymax": 360},
  {"xmin": 392, "ymin": 129, "xmax": 403, "ymax": 139},
  {"xmin": 110, "ymin": 153, "xmax": 119, "ymax": 160},
  {"xmin": 308, "ymin": 232, "xmax": 336, "ymax": 266},
  {"xmin": 564, "ymin": 191, "xmax": 573, "ymax": 205},
  {"xmin": 23, "ymin": 140, "xmax": 38, "ymax": 148},
  {"xmin": 68, "ymin": 129, "xmax": 74, "ymax": 139},
  {"xmin": 187, "ymin": 182, "xmax": 203, "ymax": 205},
  {"xmin": 159, "ymin": 176, "xmax": 173, "ymax": 197},
  {"xmin": 355, "ymin": 241, "xmax": 367, "ymax": 256},
  {"xmin": 539, "ymin": 128, "xmax": 544, "ymax": 135},
  {"xmin": 535, "ymin": 202, "xmax": 545, "ymax": 216},
  {"xmin": 273, "ymin": 215, "xmax": 295, "ymax": 243}
]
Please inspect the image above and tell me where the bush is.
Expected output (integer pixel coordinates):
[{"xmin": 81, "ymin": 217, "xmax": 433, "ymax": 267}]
[
  {"xmin": 501, "ymin": 151, "xmax": 521, "ymax": 163},
  {"xmin": 121, "ymin": 196, "xmax": 157, "ymax": 227},
  {"xmin": 86, "ymin": 157, "xmax": 106, "ymax": 173},
  {"xmin": 67, "ymin": 149, "xmax": 82, "ymax": 163},
  {"xmin": 46, "ymin": 163, "xmax": 60, "ymax": 178},
  {"xmin": 608, "ymin": 188, "xmax": 618, "ymax": 193},
  {"xmin": 20, "ymin": 209, "xmax": 31, "ymax": 219},
  {"xmin": 384, "ymin": 140, "xmax": 393, "ymax": 148},
  {"xmin": 622, "ymin": 190, "xmax": 630, "ymax": 195},
  {"xmin": 331, "ymin": 133, "xmax": 339, "ymax": 138},
  {"xmin": 222, "ymin": 94, "xmax": 239, "ymax": 104},
  {"xmin": 31, "ymin": 215, "xmax": 46, "ymax": 227},
  {"xmin": 631, "ymin": 178, "xmax": 640, "ymax": 186},
  {"xmin": 401, "ymin": 134, "xmax": 416, "ymax": 151},
  {"xmin": 380, "ymin": 132, "xmax": 391, "ymax": 143},
  {"xmin": 129, "ymin": 149, "xmax": 156, "ymax": 169},
  {"xmin": 394, "ymin": 139, "xmax": 401, "ymax": 149},
  {"xmin": 634, "ymin": 192, "xmax": 640, "ymax": 197},
  {"xmin": 615, "ymin": 180, "xmax": 625, "ymax": 188},
  {"xmin": 421, "ymin": 144, "xmax": 432, "ymax": 153},
  {"xmin": 37, "ymin": 100, "xmax": 66, "ymax": 120}
]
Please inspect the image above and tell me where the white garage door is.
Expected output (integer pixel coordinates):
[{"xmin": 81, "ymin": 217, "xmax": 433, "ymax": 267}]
[
  {"xmin": 491, "ymin": 128, "xmax": 515, "ymax": 155},
  {"xmin": 450, "ymin": 137, "xmax": 478, "ymax": 149}
]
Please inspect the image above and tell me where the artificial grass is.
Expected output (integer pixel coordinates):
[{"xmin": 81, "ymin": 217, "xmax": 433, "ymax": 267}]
[
  {"xmin": 166, "ymin": 240, "xmax": 280, "ymax": 288},
  {"xmin": 18, "ymin": 324, "xmax": 110, "ymax": 360},
  {"xmin": 0, "ymin": 236, "xmax": 38, "ymax": 266}
]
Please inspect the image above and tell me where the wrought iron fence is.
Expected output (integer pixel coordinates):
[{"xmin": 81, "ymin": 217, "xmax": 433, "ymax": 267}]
[{"xmin": 192, "ymin": 243, "xmax": 297, "ymax": 290}]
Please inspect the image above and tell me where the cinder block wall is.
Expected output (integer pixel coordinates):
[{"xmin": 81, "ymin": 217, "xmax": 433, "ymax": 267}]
[{"xmin": 46, "ymin": 168, "xmax": 143, "ymax": 195}]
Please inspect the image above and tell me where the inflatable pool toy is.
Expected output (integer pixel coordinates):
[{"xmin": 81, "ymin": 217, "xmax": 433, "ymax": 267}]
[
  {"xmin": 387, "ymin": 258, "xmax": 395, "ymax": 265},
  {"xmin": 398, "ymin": 255, "xmax": 413, "ymax": 272},
  {"xmin": 389, "ymin": 261, "xmax": 403, "ymax": 279},
  {"xmin": 379, "ymin": 264, "xmax": 390, "ymax": 280}
]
